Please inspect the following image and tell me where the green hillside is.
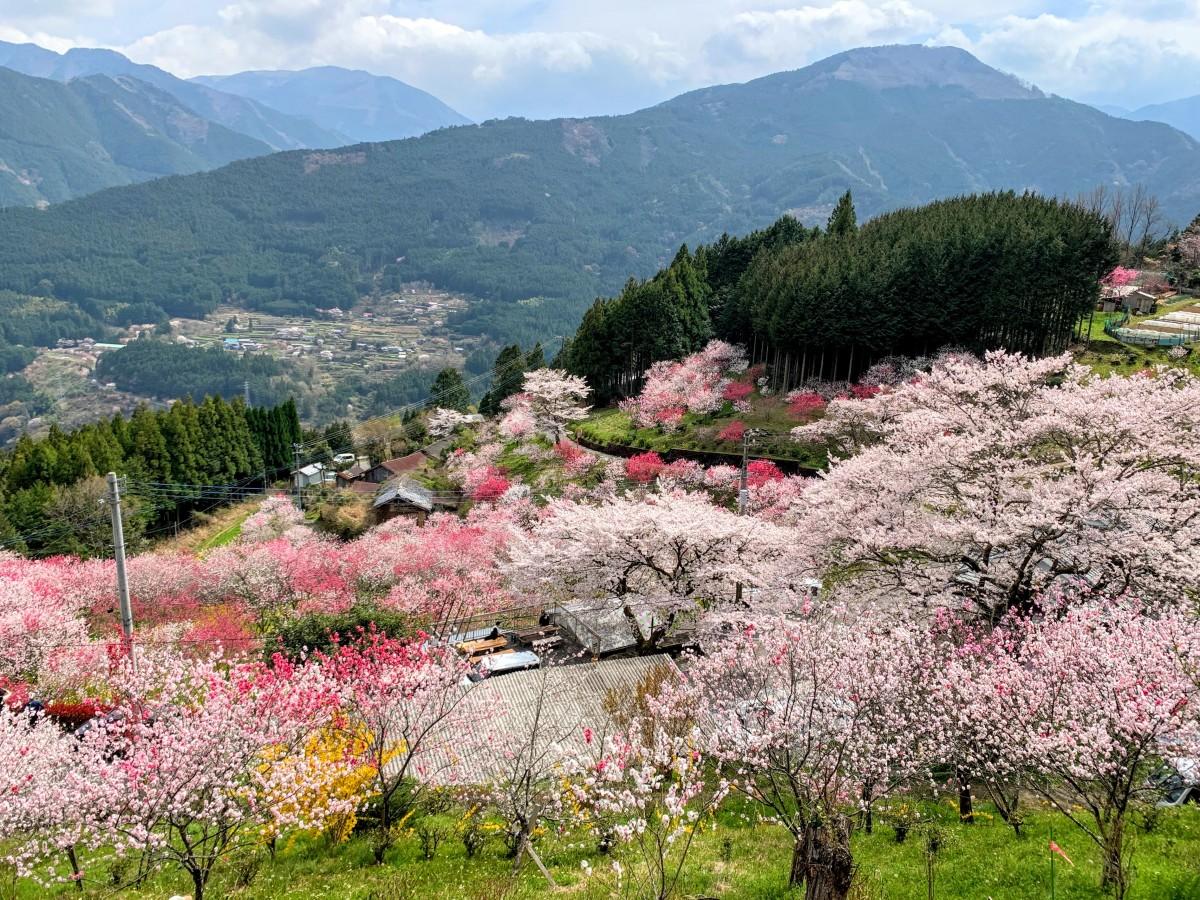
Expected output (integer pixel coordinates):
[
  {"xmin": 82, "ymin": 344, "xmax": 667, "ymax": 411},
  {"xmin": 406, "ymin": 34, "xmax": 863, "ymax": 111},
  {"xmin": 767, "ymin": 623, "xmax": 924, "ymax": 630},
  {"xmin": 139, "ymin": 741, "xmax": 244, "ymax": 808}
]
[
  {"xmin": 0, "ymin": 45, "xmax": 1196, "ymax": 344},
  {"xmin": 0, "ymin": 67, "xmax": 272, "ymax": 207}
]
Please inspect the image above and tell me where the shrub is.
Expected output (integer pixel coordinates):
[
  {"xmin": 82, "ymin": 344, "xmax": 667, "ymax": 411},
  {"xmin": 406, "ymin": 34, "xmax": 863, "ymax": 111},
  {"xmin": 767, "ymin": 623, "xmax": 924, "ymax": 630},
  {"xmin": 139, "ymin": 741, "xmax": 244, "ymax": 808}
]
[
  {"xmin": 471, "ymin": 473, "xmax": 512, "ymax": 502},
  {"xmin": 266, "ymin": 608, "xmax": 418, "ymax": 661},
  {"xmin": 625, "ymin": 451, "xmax": 665, "ymax": 483},
  {"xmin": 716, "ymin": 420, "xmax": 746, "ymax": 443},
  {"xmin": 43, "ymin": 700, "xmax": 109, "ymax": 730}
]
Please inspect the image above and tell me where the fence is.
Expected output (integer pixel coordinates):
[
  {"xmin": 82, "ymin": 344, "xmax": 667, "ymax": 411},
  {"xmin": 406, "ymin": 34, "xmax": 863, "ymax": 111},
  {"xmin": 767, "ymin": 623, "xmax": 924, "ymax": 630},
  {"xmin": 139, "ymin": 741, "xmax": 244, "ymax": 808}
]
[{"xmin": 1103, "ymin": 312, "xmax": 1198, "ymax": 349}]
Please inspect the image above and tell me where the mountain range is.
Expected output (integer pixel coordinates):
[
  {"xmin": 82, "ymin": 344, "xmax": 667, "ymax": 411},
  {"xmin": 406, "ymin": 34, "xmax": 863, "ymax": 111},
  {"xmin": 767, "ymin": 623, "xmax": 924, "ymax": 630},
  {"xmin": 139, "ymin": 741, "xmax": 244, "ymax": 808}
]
[
  {"xmin": 0, "ymin": 44, "xmax": 1197, "ymax": 348},
  {"xmin": 0, "ymin": 40, "xmax": 470, "ymax": 205},
  {"xmin": 0, "ymin": 67, "xmax": 273, "ymax": 207},
  {"xmin": 1125, "ymin": 96, "xmax": 1200, "ymax": 143},
  {"xmin": 0, "ymin": 41, "xmax": 343, "ymax": 150},
  {"xmin": 192, "ymin": 67, "xmax": 471, "ymax": 144}
]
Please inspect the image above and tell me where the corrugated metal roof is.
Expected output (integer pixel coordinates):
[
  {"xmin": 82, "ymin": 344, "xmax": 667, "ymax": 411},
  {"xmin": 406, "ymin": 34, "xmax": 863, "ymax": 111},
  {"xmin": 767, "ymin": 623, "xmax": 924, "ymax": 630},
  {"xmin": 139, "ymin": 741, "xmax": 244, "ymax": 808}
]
[
  {"xmin": 417, "ymin": 654, "xmax": 679, "ymax": 786},
  {"xmin": 372, "ymin": 478, "xmax": 434, "ymax": 512}
]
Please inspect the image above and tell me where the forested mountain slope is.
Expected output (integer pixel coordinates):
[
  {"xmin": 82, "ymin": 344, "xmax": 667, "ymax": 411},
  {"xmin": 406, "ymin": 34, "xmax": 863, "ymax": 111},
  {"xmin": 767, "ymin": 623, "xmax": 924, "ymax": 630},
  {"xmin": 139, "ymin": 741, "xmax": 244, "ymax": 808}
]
[
  {"xmin": 0, "ymin": 44, "xmax": 1196, "ymax": 344},
  {"xmin": 0, "ymin": 40, "xmax": 344, "ymax": 151},
  {"xmin": 0, "ymin": 67, "xmax": 272, "ymax": 207},
  {"xmin": 193, "ymin": 66, "xmax": 471, "ymax": 143}
]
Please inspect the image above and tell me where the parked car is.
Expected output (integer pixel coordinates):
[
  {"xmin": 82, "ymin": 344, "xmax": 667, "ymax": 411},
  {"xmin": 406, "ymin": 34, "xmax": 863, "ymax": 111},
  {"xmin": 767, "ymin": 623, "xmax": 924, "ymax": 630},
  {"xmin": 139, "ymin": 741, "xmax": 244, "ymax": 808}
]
[{"xmin": 1151, "ymin": 756, "xmax": 1199, "ymax": 807}]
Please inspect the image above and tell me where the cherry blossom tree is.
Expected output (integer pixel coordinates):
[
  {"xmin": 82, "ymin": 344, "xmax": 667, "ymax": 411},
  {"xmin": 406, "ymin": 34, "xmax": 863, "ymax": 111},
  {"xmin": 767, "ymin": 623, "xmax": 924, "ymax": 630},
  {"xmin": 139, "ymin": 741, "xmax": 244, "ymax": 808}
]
[
  {"xmin": 426, "ymin": 407, "xmax": 474, "ymax": 439},
  {"xmin": 516, "ymin": 368, "xmax": 591, "ymax": 437},
  {"xmin": 506, "ymin": 491, "xmax": 799, "ymax": 648},
  {"xmin": 674, "ymin": 609, "xmax": 939, "ymax": 899},
  {"xmin": 238, "ymin": 494, "xmax": 305, "ymax": 544},
  {"xmin": 318, "ymin": 630, "xmax": 480, "ymax": 863},
  {"xmin": 793, "ymin": 351, "xmax": 1200, "ymax": 623}
]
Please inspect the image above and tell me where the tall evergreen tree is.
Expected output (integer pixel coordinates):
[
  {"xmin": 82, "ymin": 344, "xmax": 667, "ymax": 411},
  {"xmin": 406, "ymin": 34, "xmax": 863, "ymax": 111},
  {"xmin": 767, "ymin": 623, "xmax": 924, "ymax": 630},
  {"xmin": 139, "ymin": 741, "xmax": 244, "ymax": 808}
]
[
  {"xmin": 429, "ymin": 368, "xmax": 471, "ymax": 413},
  {"xmin": 827, "ymin": 190, "xmax": 858, "ymax": 238},
  {"xmin": 479, "ymin": 345, "xmax": 527, "ymax": 415}
]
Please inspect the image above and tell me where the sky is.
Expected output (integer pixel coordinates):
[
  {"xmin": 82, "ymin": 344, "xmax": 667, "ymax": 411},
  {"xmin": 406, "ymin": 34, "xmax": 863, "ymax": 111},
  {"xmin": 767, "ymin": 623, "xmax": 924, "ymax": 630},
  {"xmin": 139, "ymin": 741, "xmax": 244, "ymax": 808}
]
[{"xmin": 0, "ymin": 1, "xmax": 1198, "ymax": 120}]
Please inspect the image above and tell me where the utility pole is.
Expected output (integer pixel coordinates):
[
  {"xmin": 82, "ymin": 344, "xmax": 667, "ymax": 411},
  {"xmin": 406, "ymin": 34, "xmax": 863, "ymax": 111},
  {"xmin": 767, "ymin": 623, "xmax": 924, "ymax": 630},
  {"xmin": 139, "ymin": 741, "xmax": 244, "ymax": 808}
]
[
  {"xmin": 737, "ymin": 430, "xmax": 751, "ymax": 516},
  {"xmin": 292, "ymin": 442, "xmax": 303, "ymax": 510},
  {"xmin": 106, "ymin": 472, "xmax": 135, "ymax": 664},
  {"xmin": 735, "ymin": 430, "xmax": 754, "ymax": 606}
]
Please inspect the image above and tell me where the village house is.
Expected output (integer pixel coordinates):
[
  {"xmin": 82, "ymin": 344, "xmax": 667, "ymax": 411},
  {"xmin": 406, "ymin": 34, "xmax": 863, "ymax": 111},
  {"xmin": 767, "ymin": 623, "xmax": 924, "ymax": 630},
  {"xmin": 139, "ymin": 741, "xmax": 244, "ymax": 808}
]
[
  {"xmin": 371, "ymin": 478, "xmax": 435, "ymax": 525},
  {"xmin": 334, "ymin": 457, "xmax": 372, "ymax": 489},
  {"xmin": 363, "ymin": 452, "xmax": 429, "ymax": 484},
  {"xmin": 293, "ymin": 462, "xmax": 333, "ymax": 490}
]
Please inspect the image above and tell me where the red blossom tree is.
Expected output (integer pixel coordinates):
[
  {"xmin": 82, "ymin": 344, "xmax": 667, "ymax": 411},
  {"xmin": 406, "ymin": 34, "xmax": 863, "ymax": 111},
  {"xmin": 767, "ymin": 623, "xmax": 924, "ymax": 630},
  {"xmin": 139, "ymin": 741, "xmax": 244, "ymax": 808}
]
[
  {"xmin": 624, "ymin": 451, "xmax": 666, "ymax": 484},
  {"xmin": 716, "ymin": 420, "xmax": 746, "ymax": 443}
]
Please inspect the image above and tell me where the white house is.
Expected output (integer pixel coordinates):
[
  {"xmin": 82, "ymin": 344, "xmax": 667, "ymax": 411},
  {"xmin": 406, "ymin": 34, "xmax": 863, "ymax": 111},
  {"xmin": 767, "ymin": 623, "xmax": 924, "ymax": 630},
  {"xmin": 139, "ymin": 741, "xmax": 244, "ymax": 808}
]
[{"xmin": 294, "ymin": 462, "xmax": 330, "ymax": 490}]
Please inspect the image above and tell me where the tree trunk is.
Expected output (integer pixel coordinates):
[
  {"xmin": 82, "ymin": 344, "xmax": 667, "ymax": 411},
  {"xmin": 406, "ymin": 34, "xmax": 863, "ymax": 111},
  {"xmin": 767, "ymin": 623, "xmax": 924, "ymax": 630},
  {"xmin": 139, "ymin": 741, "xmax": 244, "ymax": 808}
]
[
  {"xmin": 189, "ymin": 866, "xmax": 205, "ymax": 900},
  {"xmin": 789, "ymin": 820, "xmax": 854, "ymax": 900},
  {"xmin": 66, "ymin": 845, "xmax": 84, "ymax": 892},
  {"xmin": 1100, "ymin": 820, "xmax": 1128, "ymax": 899},
  {"xmin": 957, "ymin": 769, "xmax": 974, "ymax": 824}
]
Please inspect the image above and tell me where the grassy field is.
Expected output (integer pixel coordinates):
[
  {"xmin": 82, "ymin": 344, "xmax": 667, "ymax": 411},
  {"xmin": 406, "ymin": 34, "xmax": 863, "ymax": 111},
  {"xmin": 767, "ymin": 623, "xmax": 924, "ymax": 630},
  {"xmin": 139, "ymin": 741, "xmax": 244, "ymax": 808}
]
[
  {"xmin": 14, "ymin": 802, "xmax": 1199, "ymax": 899},
  {"xmin": 152, "ymin": 498, "xmax": 263, "ymax": 556},
  {"xmin": 1073, "ymin": 298, "xmax": 1200, "ymax": 378}
]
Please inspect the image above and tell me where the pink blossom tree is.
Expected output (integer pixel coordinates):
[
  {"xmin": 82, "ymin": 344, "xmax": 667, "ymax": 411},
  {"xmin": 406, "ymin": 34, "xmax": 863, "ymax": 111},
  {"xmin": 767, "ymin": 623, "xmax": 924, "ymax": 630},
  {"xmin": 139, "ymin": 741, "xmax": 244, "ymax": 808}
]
[
  {"xmin": 624, "ymin": 451, "xmax": 666, "ymax": 483},
  {"xmin": 674, "ymin": 609, "xmax": 939, "ymax": 899},
  {"xmin": 979, "ymin": 602, "xmax": 1200, "ymax": 897},
  {"xmin": 793, "ymin": 351, "xmax": 1200, "ymax": 623},
  {"xmin": 0, "ymin": 704, "xmax": 115, "ymax": 884},
  {"xmin": 621, "ymin": 341, "xmax": 747, "ymax": 430},
  {"xmin": 1102, "ymin": 266, "xmax": 1140, "ymax": 287},
  {"xmin": 0, "ymin": 567, "xmax": 91, "ymax": 683},
  {"xmin": 87, "ymin": 650, "xmax": 345, "ymax": 900},
  {"xmin": 564, "ymin": 715, "xmax": 729, "ymax": 900},
  {"xmin": 318, "ymin": 630, "xmax": 480, "ymax": 863}
]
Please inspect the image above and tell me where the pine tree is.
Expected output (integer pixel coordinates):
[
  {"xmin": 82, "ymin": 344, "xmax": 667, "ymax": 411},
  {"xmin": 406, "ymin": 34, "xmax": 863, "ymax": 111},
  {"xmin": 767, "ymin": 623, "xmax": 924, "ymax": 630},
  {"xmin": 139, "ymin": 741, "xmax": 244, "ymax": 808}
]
[
  {"xmin": 429, "ymin": 368, "xmax": 471, "ymax": 413},
  {"xmin": 480, "ymin": 344, "xmax": 530, "ymax": 414},
  {"xmin": 827, "ymin": 190, "xmax": 857, "ymax": 238}
]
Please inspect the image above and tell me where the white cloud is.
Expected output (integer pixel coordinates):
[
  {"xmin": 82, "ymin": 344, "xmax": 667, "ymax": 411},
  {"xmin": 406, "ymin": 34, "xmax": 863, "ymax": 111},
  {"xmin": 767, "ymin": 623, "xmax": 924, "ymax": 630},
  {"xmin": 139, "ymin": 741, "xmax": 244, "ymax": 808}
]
[
  {"xmin": 10, "ymin": 1, "xmax": 1200, "ymax": 116},
  {"xmin": 705, "ymin": 1, "xmax": 939, "ymax": 76},
  {"xmin": 943, "ymin": 9, "xmax": 1200, "ymax": 106}
]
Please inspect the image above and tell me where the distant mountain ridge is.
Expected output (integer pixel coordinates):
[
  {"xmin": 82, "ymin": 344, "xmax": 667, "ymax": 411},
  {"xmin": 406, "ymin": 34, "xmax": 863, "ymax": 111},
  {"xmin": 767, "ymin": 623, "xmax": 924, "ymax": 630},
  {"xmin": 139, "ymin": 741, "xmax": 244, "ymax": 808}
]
[
  {"xmin": 0, "ymin": 66, "xmax": 272, "ymax": 207},
  {"xmin": 0, "ymin": 40, "xmax": 345, "ymax": 150},
  {"xmin": 1127, "ymin": 95, "xmax": 1200, "ymax": 142},
  {"xmin": 0, "ymin": 44, "xmax": 1197, "ymax": 348},
  {"xmin": 193, "ymin": 66, "xmax": 471, "ymax": 143}
]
